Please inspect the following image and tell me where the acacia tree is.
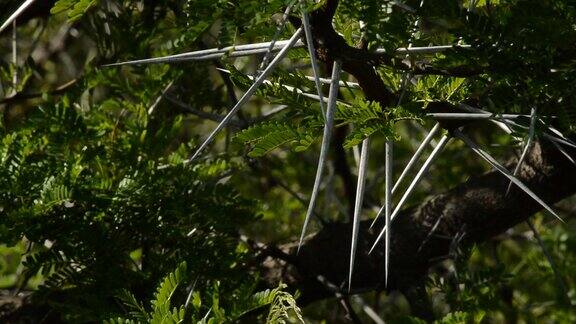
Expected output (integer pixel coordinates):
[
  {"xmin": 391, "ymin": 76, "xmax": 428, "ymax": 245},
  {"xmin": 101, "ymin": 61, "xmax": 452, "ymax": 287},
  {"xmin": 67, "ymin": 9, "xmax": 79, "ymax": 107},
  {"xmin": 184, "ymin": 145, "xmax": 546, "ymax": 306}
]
[{"xmin": 0, "ymin": 0, "xmax": 575, "ymax": 322}]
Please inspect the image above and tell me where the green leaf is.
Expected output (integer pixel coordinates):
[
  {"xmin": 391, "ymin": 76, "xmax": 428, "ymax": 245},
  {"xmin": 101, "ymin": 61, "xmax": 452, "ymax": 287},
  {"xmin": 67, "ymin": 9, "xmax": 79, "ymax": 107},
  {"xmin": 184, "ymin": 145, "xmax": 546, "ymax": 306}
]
[
  {"xmin": 116, "ymin": 290, "xmax": 150, "ymax": 322},
  {"xmin": 235, "ymin": 122, "xmax": 314, "ymax": 157},
  {"xmin": 51, "ymin": 0, "xmax": 99, "ymax": 22}
]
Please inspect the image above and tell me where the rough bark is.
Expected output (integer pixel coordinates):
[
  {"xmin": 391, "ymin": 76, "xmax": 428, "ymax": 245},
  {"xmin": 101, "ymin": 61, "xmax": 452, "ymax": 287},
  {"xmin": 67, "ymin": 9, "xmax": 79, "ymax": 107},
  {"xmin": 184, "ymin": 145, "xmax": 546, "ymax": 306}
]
[
  {"xmin": 259, "ymin": 141, "xmax": 576, "ymax": 314},
  {"xmin": 255, "ymin": 1, "xmax": 576, "ymax": 318}
]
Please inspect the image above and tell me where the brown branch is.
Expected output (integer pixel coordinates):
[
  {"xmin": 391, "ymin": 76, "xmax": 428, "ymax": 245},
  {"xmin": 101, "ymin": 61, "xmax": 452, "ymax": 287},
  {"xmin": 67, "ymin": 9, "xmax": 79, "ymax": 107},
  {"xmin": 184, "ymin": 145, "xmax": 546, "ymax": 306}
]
[
  {"xmin": 259, "ymin": 141, "xmax": 576, "ymax": 318},
  {"xmin": 279, "ymin": 2, "xmax": 576, "ymax": 319},
  {"xmin": 308, "ymin": 0, "xmax": 395, "ymax": 108}
]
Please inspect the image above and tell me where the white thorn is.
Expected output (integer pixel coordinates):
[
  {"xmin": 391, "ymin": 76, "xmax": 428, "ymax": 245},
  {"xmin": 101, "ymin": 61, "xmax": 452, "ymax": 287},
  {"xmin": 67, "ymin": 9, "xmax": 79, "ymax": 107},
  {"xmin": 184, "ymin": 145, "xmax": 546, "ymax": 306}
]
[
  {"xmin": 349, "ymin": 137, "xmax": 370, "ymax": 291},
  {"xmin": 384, "ymin": 140, "xmax": 393, "ymax": 287},
  {"xmin": 301, "ymin": 3, "xmax": 326, "ymax": 119},
  {"xmin": 455, "ymin": 130, "xmax": 563, "ymax": 223},
  {"xmin": 255, "ymin": 3, "xmax": 293, "ymax": 76},
  {"xmin": 187, "ymin": 28, "xmax": 303, "ymax": 162},
  {"xmin": 392, "ymin": 123, "xmax": 440, "ymax": 195},
  {"xmin": 0, "ymin": 0, "xmax": 36, "ymax": 34},
  {"xmin": 104, "ymin": 40, "xmax": 305, "ymax": 66},
  {"xmin": 370, "ymin": 135, "xmax": 450, "ymax": 254},
  {"xmin": 297, "ymin": 60, "xmax": 342, "ymax": 253},
  {"xmin": 427, "ymin": 113, "xmax": 537, "ymax": 120},
  {"xmin": 506, "ymin": 107, "xmax": 537, "ymax": 195},
  {"xmin": 105, "ymin": 43, "xmax": 471, "ymax": 67}
]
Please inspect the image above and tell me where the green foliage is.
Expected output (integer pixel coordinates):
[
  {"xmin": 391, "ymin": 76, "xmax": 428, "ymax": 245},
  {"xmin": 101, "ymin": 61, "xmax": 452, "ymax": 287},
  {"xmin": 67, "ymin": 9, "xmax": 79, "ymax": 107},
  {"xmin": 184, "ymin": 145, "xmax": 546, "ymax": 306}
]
[
  {"xmin": 335, "ymin": 97, "xmax": 420, "ymax": 148},
  {"xmin": 109, "ymin": 262, "xmax": 302, "ymax": 323},
  {"xmin": 183, "ymin": 0, "xmax": 297, "ymax": 46},
  {"xmin": 149, "ymin": 262, "xmax": 187, "ymax": 323},
  {"xmin": 264, "ymin": 284, "xmax": 304, "ymax": 324},
  {"xmin": 435, "ymin": 311, "xmax": 485, "ymax": 323},
  {"xmin": 0, "ymin": 94, "xmax": 259, "ymax": 320},
  {"xmin": 51, "ymin": 0, "xmax": 99, "ymax": 22},
  {"xmin": 1, "ymin": 0, "xmax": 576, "ymax": 322},
  {"xmin": 116, "ymin": 289, "xmax": 150, "ymax": 322},
  {"xmin": 235, "ymin": 122, "xmax": 315, "ymax": 157},
  {"xmin": 413, "ymin": 76, "xmax": 469, "ymax": 105}
]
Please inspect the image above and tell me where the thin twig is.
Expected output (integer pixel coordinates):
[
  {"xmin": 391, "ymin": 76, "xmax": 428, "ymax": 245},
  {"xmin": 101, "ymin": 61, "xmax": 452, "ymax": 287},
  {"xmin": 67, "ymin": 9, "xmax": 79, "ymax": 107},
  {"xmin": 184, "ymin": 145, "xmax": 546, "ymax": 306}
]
[
  {"xmin": 165, "ymin": 96, "xmax": 245, "ymax": 127},
  {"xmin": 525, "ymin": 219, "xmax": 569, "ymax": 302},
  {"xmin": 340, "ymin": 297, "xmax": 363, "ymax": 324},
  {"xmin": 303, "ymin": 75, "xmax": 360, "ymax": 88},
  {"xmin": 316, "ymin": 275, "xmax": 362, "ymax": 324},
  {"xmin": 0, "ymin": 78, "xmax": 79, "ymax": 105}
]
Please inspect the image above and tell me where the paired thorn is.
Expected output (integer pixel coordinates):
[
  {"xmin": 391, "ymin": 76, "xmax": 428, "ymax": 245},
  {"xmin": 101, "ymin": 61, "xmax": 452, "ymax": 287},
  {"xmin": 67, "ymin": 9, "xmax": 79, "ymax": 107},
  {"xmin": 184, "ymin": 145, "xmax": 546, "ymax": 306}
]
[
  {"xmin": 370, "ymin": 135, "xmax": 450, "ymax": 254},
  {"xmin": 370, "ymin": 123, "xmax": 441, "ymax": 229},
  {"xmin": 301, "ymin": 2, "xmax": 327, "ymax": 119},
  {"xmin": 216, "ymin": 68, "xmax": 342, "ymax": 105},
  {"xmin": 551, "ymin": 141, "xmax": 576, "ymax": 165},
  {"xmin": 255, "ymin": 3, "xmax": 294, "ymax": 77},
  {"xmin": 545, "ymin": 124, "xmax": 575, "ymax": 146},
  {"xmin": 543, "ymin": 132, "xmax": 576, "ymax": 149},
  {"xmin": 457, "ymin": 103, "xmax": 514, "ymax": 135},
  {"xmin": 349, "ymin": 137, "xmax": 370, "ymax": 292},
  {"xmin": 458, "ymin": 103, "xmax": 576, "ymax": 162},
  {"xmin": 428, "ymin": 113, "xmax": 544, "ymax": 120},
  {"xmin": 454, "ymin": 129, "xmax": 563, "ymax": 223},
  {"xmin": 297, "ymin": 60, "xmax": 342, "ymax": 253},
  {"xmin": 104, "ymin": 42, "xmax": 470, "ymax": 67},
  {"xmin": 505, "ymin": 107, "xmax": 537, "ymax": 196},
  {"xmin": 187, "ymin": 27, "xmax": 303, "ymax": 162},
  {"xmin": 392, "ymin": 123, "xmax": 440, "ymax": 195},
  {"xmin": 104, "ymin": 40, "xmax": 305, "ymax": 67}
]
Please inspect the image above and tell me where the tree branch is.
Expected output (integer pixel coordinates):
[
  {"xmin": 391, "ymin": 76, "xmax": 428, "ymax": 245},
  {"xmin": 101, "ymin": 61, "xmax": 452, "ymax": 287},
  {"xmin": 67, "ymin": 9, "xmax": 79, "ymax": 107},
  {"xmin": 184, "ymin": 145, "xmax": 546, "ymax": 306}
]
[
  {"xmin": 308, "ymin": 0, "xmax": 396, "ymax": 108},
  {"xmin": 259, "ymin": 141, "xmax": 576, "ymax": 316}
]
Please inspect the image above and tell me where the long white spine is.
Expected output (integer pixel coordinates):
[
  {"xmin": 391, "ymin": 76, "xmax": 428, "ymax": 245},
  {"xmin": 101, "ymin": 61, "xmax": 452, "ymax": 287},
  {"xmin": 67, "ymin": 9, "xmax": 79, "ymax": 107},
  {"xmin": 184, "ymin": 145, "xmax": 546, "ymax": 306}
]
[
  {"xmin": 349, "ymin": 138, "xmax": 370, "ymax": 291},
  {"xmin": 298, "ymin": 60, "xmax": 342, "ymax": 253},
  {"xmin": 188, "ymin": 28, "xmax": 303, "ymax": 162}
]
